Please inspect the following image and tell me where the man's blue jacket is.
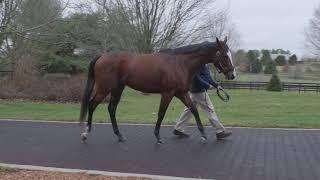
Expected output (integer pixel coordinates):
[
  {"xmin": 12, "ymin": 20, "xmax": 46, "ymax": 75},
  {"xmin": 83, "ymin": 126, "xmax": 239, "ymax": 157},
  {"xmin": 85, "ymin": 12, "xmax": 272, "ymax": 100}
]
[{"xmin": 190, "ymin": 64, "xmax": 218, "ymax": 93}]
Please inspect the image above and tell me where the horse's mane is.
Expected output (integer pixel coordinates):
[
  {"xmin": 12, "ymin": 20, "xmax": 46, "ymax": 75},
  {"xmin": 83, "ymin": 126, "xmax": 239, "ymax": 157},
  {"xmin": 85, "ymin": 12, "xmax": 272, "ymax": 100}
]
[{"xmin": 159, "ymin": 41, "xmax": 218, "ymax": 55}]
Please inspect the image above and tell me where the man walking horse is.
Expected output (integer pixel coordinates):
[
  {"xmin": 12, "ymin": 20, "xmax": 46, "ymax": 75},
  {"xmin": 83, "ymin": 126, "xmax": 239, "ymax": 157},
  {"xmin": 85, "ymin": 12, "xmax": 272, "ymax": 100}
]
[{"xmin": 79, "ymin": 37, "xmax": 235, "ymax": 144}]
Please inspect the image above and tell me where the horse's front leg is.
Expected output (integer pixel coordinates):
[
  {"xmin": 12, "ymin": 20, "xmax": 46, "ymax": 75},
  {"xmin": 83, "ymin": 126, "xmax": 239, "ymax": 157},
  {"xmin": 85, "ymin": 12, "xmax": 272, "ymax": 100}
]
[
  {"xmin": 154, "ymin": 92, "xmax": 174, "ymax": 144},
  {"xmin": 176, "ymin": 93, "xmax": 207, "ymax": 143}
]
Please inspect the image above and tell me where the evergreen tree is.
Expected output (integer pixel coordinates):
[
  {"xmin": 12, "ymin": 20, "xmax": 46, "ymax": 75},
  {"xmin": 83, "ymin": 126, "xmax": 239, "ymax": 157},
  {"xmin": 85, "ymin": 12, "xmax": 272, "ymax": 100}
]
[
  {"xmin": 247, "ymin": 50, "xmax": 262, "ymax": 73},
  {"xmin": 267, "ymin": 73, "xmax": 282, "ymax": 91},
  {"xmin": 260, "ymin": 49, "xmax": 272, "ymax": 65},
  {"xmin": 288, "ymin": 54, "xmax": 298, "ymax": 65},
  {"xmin": 251, "ymin": 50, "xmax": 261, "ymax": 57},
  {"xmin": 251, "ymin": 59, "xmax": 262, "ymax": 73},
  {"xmin": 264, "ymin": 60, "xmax": 277, "ymax": 74},
  {"xmin": 275, "ymin": 55, "xmax": 287, "ymax": 66}
]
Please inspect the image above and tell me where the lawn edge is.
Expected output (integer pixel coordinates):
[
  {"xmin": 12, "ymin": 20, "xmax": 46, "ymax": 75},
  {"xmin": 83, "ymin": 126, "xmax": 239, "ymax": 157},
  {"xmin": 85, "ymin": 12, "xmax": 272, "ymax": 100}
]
[
  {"xmin": 1, "ymin": 119, "xmax": 320, "ymax": 131},
  {"xmin": 0, "ymin": 163, "xmax": 211, "ymax": 180}
]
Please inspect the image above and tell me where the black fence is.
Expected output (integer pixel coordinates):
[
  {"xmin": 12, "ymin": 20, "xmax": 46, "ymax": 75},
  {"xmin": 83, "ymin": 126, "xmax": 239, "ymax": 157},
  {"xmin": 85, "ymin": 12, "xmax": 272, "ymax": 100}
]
[{"xmin": 220, "ymin": 81, "xmax": 320, "ymax": 93}]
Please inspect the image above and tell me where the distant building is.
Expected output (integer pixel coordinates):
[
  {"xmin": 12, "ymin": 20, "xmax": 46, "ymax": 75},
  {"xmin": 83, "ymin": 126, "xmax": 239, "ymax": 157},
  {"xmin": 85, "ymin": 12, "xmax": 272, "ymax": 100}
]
[
  {"xmin": 73, "ymin": 48, "xmax": 84, "ymax": 55},
  {"xmin": 270, "ymin": 53, "xmax": 291, "ymax": 61},
  {"xmin": 258, "ymin": 50, "xmax": 292, "ymax": 61}
]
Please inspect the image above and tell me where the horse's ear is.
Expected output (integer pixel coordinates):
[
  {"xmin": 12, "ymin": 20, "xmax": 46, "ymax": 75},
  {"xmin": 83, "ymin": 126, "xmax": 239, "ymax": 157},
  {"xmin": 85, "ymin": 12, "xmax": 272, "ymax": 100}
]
[
  {"xmin": 224, "ymin": 36, "xmax": 228, "ymax": 43},
  {"xmin": 216, "ymin": 37, "xmax": 222, "ymax": 47}
]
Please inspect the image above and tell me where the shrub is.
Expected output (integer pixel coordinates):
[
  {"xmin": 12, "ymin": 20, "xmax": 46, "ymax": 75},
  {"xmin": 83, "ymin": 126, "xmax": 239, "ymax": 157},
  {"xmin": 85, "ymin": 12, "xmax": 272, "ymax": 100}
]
[
  {"xmin": 267, "ymin": 73, "xmax": 282, "ymax": 92},
  {"xmin": 0, "ymin": 76, "xmax": 87, "ymax": 102},
  {"xmin": 0, "ymin": 80, "xmax": 17, "ymax": 99},
  {"xmin": 13, "ymin": 55, "xmax": 37, "ymax": 88},
  {"xmin": 43, "ymin": 73, "xmax": 71, "ymax": 80}
]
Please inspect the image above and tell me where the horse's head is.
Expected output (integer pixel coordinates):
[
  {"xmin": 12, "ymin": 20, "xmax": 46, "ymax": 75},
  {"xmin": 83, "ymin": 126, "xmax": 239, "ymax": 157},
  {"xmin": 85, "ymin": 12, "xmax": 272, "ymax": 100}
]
[{"xmin": 213, "ymin": 37, "xmax": 236, "ymax": 80}]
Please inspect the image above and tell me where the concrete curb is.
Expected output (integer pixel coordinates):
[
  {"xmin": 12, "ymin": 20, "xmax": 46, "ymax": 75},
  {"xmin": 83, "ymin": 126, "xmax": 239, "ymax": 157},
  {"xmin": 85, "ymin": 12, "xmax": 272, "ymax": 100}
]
[
  {"xmin": 1, "ymin": 119, "xmax": 320, "ymax": 131},
  {"xmin": 0, "ymin": 163, "xmax": 211, "ymax": 180}
]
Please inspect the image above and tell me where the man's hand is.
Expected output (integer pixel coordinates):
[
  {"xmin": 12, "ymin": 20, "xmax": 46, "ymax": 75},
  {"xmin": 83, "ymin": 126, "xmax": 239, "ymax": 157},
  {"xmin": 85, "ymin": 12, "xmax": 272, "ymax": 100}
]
[
  {"xmin": 208, "ymin": 85, "xmax": 215, "ymax": 90},
  {"xmin": 217, "ymin": 85, "xmax": 224, "ymax": 91}
]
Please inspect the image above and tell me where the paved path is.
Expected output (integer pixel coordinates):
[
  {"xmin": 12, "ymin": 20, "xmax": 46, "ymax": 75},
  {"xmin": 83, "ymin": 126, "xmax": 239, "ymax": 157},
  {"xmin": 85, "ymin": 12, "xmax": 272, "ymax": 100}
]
[{"xmin": 0, "ymin": 120, "xmax": 319, "ymax": 180}]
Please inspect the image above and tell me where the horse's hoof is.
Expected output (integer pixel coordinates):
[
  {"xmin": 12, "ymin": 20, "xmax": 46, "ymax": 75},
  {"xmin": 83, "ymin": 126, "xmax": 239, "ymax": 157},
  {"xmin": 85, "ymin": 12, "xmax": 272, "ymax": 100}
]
[
  {"xmin": 157, "ymin": 139, "xmax": 162, "ymax": 144},
  {"xmin": 81, "ymin": 133, "xmax": 88, "ymax": 141},
  {"xmin": 118, "ymin": 138, "xmax": 126, "ymax": 142},
  {"xmin": 118, "ymin": 135, "xmax": 127, "ymax": 142},
  {"xmin": 200, "ymin": 136, "xmax": 208, "ymax": 144}
]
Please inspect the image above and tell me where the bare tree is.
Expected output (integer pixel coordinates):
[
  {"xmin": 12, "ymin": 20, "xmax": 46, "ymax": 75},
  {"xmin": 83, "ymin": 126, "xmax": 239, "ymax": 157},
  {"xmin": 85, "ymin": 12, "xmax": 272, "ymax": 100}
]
[
  {"xmin": 0, "ymin": 0, "xmax": 20, "ymax": 34},
  {"xmin": 94, "ymin": 0, "xmax": 213, "ymax": 53},
  {"xmin": 190, "ymin": 7, "xmax": 241, "ymax": 77},
  {"xmin": 234, "ymin": 49, "xmax": 249, "ymax": 72},
  {"xmin": 0, "ymin": 0, "xmax": 22, "ymax": 69},
  {"xmin": 0, "ymin": 0, "xmax": 71, "ymax": 55},
  {"xmin": 0, "ymin": 0, "xmax": 20, "ymax": 48},
  {"xmin": 196, "ymin": 8, "xmax": 241, "ymax": 50},
  {"xmin": 0, "ymin": 0, "xmax": 70, "ymax": 36},
  {"xmin": 305, "ymin": 5, "xmax": 320, "ymax": 56},
  {"xmin": 0, "ymin": 0, "xmax": 71, "ymax": 73}
]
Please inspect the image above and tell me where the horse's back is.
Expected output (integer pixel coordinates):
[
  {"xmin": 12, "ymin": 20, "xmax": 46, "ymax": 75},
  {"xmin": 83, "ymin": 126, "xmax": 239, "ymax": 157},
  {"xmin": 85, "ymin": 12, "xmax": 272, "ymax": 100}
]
[
  {"xmin": 125, "ymin": 53, "xmax": 178, "ymax": 92},
  {"xmin": 94, "ymin": 52, "xmax": 185, "ymax": 93}
]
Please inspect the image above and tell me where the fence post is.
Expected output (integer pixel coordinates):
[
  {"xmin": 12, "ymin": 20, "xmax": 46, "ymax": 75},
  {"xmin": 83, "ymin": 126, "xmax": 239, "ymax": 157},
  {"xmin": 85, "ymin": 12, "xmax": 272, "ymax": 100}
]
[{"xmin": 10, "ymin": 71, "xmax": 13, "ymax": 80}]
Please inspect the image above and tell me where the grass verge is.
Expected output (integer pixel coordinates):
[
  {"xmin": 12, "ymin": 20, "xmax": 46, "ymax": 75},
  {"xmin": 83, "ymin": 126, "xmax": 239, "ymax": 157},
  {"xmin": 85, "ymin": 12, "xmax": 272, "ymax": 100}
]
[
  {"xmin": 0, "ymin": 166, "xmax": 18, "ymax": 173},
  {"xmin": 0, "ymin": 89, "xmax": 319, "ymax": 128}
]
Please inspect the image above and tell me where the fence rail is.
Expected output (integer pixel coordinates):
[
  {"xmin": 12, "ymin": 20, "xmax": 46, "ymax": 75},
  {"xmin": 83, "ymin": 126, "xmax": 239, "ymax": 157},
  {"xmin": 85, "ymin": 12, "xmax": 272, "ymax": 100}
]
[
  {"xmin": 0, "ymin": 70, "xmax": 13, "ymax": 79},
  {"xmin": 220, "ymin": 81, "xmax": 320, "ymax": 93}
]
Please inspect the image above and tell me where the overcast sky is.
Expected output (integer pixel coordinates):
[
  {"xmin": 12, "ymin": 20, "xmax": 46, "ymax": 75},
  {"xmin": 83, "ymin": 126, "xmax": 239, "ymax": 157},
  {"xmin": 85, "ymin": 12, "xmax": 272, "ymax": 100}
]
[{"xmin": 216, "ymin": 0, "xmax": 319, "ymax": 57}]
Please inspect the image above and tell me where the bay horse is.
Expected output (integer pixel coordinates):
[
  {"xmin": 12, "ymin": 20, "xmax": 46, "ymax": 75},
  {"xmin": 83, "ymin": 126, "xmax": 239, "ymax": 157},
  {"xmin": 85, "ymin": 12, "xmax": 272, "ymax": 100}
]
[{"xmin": 79, "ymin": 37, "xmax": 235, "ymax": 144}]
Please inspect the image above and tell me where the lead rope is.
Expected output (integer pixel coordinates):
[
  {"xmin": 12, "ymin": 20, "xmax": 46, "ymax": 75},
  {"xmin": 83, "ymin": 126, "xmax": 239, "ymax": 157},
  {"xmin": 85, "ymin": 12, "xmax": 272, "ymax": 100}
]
[{"xmin": 216, "ymin": 88, "xmax": 230, "ymax": 102}]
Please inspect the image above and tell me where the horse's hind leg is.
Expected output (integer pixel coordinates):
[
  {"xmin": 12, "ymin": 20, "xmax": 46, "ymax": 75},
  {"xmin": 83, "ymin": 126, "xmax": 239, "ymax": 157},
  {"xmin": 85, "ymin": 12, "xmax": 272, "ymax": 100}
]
[
  {"xmin": 81, "ymin": 92, "xmax": 107, "ymax": 141},
  {"xmin": 108, "ymin": 85, "xmax": 126, "ymax": 142},
  {"xmin": 154, "ymin": 92, "xmax": 174, "ymax": 144}
]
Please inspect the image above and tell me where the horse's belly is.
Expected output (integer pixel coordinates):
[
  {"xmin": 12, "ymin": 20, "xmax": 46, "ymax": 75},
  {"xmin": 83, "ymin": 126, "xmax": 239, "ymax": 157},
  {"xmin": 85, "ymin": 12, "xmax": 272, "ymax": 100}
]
[
  {"xmin": 126, "ymin": 77, "xmax": 162, "ymax": 93},
  {"xmin": 121, "ymin": 61, "xmax": 178, "ymax": 93}
]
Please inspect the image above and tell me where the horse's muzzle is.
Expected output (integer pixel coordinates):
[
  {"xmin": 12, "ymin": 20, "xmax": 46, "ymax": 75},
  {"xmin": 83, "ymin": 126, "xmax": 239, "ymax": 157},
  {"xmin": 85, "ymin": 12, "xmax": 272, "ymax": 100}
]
[
  {"xmin": 230, "ymin": 73, "xmax": 235, "ymax": 80},
  {"xmin": 226, "ymin": 71, "xmax": 235, "ymax": 80}
]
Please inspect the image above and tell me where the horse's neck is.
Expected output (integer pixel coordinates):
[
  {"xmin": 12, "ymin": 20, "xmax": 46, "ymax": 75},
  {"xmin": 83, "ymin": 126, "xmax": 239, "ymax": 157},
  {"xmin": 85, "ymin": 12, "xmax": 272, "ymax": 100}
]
[{"xmin": 182, "ymin": 54, "xmax": 212, "ymax": 76}]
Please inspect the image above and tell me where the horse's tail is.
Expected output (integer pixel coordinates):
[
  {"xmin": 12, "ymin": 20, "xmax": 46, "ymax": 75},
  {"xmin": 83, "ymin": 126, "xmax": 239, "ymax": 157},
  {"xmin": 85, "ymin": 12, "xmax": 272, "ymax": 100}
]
[{"xmin": 79, "ymin": 56, "xmax": 100, "ymax": 124}]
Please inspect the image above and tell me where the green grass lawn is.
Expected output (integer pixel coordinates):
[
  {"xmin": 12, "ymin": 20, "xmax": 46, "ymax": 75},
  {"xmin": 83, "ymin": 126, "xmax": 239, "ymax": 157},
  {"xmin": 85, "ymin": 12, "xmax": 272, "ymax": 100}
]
[
  {"xmin": 0, "ymin": 166, "xmax": 17, "ymax": 173},
  {"xmin": 0, "ymin": 89, "xmax": 319, "ymax": 128}
]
